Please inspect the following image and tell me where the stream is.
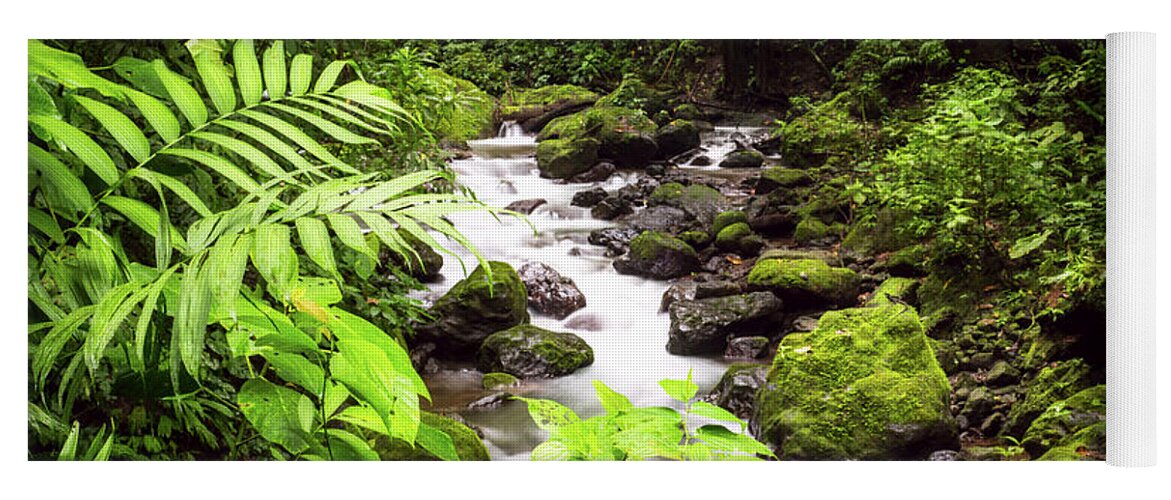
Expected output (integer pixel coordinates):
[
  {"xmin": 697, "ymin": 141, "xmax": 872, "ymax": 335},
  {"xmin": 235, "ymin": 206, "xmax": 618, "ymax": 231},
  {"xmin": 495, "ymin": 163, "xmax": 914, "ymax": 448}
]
[{"xmin": 416, "ymin": 122, "xmax": 769, "ymax": 460}]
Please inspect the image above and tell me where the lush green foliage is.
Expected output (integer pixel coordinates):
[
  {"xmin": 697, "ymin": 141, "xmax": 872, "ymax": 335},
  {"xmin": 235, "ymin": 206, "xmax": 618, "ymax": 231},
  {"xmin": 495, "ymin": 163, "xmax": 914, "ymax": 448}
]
[
  {"xmin": 27, "ymin": 39, "xmax": 499, "ymax": 460},
  {"xmin": 517, "ymin": 371, "xmax": 775, "ymax": 461}
]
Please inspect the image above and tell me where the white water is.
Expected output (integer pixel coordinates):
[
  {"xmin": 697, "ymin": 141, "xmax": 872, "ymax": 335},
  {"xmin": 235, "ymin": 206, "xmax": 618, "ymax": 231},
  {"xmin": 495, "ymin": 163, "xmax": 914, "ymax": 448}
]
[{"xmin": 422, "ymin": 123, "xmax": 754, "ymax": 459}]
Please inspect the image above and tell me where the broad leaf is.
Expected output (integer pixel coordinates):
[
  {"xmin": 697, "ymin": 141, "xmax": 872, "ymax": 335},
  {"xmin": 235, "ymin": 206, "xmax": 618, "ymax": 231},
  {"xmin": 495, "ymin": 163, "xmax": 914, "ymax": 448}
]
[
  {"xmin": 238, "ymin": 379, "xmax": 315, "ymax": 454},
  {"xmin": 592, "ymin": 380, "xmax": 633, "ymax": 415}
]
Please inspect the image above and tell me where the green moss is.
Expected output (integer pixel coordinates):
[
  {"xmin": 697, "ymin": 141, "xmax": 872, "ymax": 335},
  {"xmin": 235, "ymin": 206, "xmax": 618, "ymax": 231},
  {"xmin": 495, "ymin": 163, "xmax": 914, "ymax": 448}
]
[
  {"xmin": 417, "ymin": 68, "xmax": 495, "ymax": 142},
  {"xmin": 477, "ymin": 324, "xmax": 594, "ymax": 377},
  {"xmin": 425, "ymin": 261, "xmax": 530, "ymax": 353},
  {"xmin": 757, "ymin": 248, "xmax": 841, "ymax": 265},
  {"xmin": 777, "ymin": 94, "xmax": 872, "ymax": 169},
  {"xmin": 880, "ymin": 244, "xmax": 929, "ymax": 276},
  {"xmin": 715, "ymin": 222, "xmax": 752, "ymax": 249},
  {"xmin": 719, "ymin": 149, "xmax": 765, "ymax": 168},
  {"xmin": 1037, "ymin": 421, "xmax": 1105, "ymax": 461},
  {"xmin": 678, "ymin": 230, "xmax": 711, "ymax": 247},
  {"xmin": 867, "ymin": 277, "xmax": 921, "ymax": 307},
  {"xmin": 712, "ymin": 210, "xmax": 749, "ymax": 236},
  {"xmin": 747, "ymin": 258, "xmax": 859, "ymax": 305},
  {"xmin": 1022, "ymin": 385, "xmax": 1105, "ymax": 457},
  {"xmin": 650, "ymin": 182, "xmax": 685, "ymax": 204},
  {"xmin": 535, "ymin": 137, "xmax": 599, "ymax": 179},
  {"xmin": 537, "ymin": 106, "xmax": 657, "ymax": 142},
  {"xmin": 482, "ymin": 372, "xmax": 521, "ymax": 390},
  {"xmin": 760, "ymin": 167, "xmax": 814, "ymax": 189},
  {"xmin": 841, "ymin": 208, "xmax": 916, "ymax": 254},
  {"xmin": 376, "ymin": 412, "xmax": 490, "ymax": 461},
  {"xmin": 756, "ymin": 304, "xmax": 955, "ymax": 459},
  {"xmin": 1004, "ymin": 359, "xmax": 1094, "ymax": 437},
  {"xmin": 595, "ymin": 74, "xmax": 670, "ymax": 114},
  {"xmin": 672, "ymin": 103, "xmax": 703, "ymax": 121},
  {"xmin": 793, "ymin": 217, "xmax": 835, "ymax": 244},
  {"xmin": 500, "ymin": 84, "xmax": 598, "ymax": 116},
  {"xmin": 629, "ymin": 230, "xmax": 696, "ymax": 261}
]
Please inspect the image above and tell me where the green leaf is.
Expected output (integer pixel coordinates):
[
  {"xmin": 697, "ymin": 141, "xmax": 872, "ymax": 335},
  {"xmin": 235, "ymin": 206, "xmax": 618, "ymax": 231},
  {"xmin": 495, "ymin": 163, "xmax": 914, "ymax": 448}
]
[
  {"xmin": 319, "ymin": 429, "xmax": 379, "ymax": 461},
  {"xmin": 263, "ymin": 102, "xmax": 378, "ymax": 145},
  {"xmin": 29, "ymin": 143, "xmax": 93, "ymax": 219},
  {"xmin": 592, "ymin": 380, "xmax": 633, "ymax": 415},
  {"xmin": 160, "ymin": 149, "xmax": 263, "ymax": 196},
  {"xmin": 262, "ymin": 40, "xmax": 287, "ymax": 99},
  {"xmin": 215, "ymin": 119, "xmax": 316, "ymax": 175},
  {"xmin": 416, "ymin": 422, "xmax": 460, "ymax": 461},
  {"xmin": 101, "ymin": 196, "xmax": 188, "ymax": 252},
  {"xmin": 58, "ymin": 422, "xmax": 80, "ymax": 461},
  {"xmin": 124, "ymin": 88, "xmax": 181, "ymax": 143},
  {"xmin": 71, "ymin": 95, "xmax": 151, "ymax": 164},
  {"xmin": 326, "ymin": 213, "xmax": 376, "ymax": 259},
  {"xmin": 289, "ymin": 276, "xmax": 343, "ymax": 307},
  {"xmin": 29, "ymin": 40, "xmax": 123, "ymax": 100},
  {"xmin": 135, "ymin": 267, "xmax": 176, "ymax": 368},
  {"xmin": 206, "ymin": 233, "xmax": 252, "ymax": 318},
  {"xmin": 236, "ymin": 110, "xmax": 351, "ymax": 171},
  {"xmin": 266, "ymin": 351, "xmax": 325, "ymax": 397},
  {"xmin": 1009, "ymin": 230, "xmax": 1052, "ymax": 259},
  {"xmin": 174, "ymin": 257, "xmax": 213, "ymax": 378},
  {"xmin": 289, "ymin": 54, "xmax": 312, "ymax": 95},
  {"xmin": 85, "ymin": 282, "xmax": 147, "ymax": 374},
  {"xmin": 295, "ymin": 217, "xmax": 339, "ymax": 279},
  {"xmin": 658, "ymin": 378, "xmax": 698, "ymax": 403},
  {"xmin": 153, "ymin": 59, "xmax": 207, "ymax": 128},
  {"xmin": 186, "ymin": 39, "xmax": 236, "ymax": 116},
  {"xmin": 112, "ymin": 56, "xmax": 170, "ymax": 98},
  {"xmin": 233, "ymin": 40, "xmax": 263, "ymax": 106},
  {"xmin": 29, "ymin": 76, "xmax": 60, "ymax": 119},
  {"xmin": 128, "ymin": 169, "xmax": 212, "ymax": 217},
  {"xmin": 349, "ymin": 170, "xmax": 443, "ymax": 212},
  {"xmin": 28, "ymin": 208, "xmax": 66, "ymax": 244},
  {"xmin": 694, "ymin": 425, "xmax": 774, "ymax": 458},
  {"xmin": 515, "ymin": 397, "xmax": 580, "ymax": 432},
  {"xmin": 690, "ymin": 401, "xmax": 745, "ymax": 430},
  {"xmin": 530, "ymin": 440, "xmax": 573, "ymax": 461},
  {"xmin": 190, "ymin": 131, "xmax": 295, "ymax": 184},
  {"xmin": 313, "ymin": 60, "xmax": 349, "ymax": 93},
  {"xmin": 287, "ymin": 97, "xmax": 394, "ymax": 135},
  {"xmin": 251, "ymin": 224, "xmax": 298, "ymax": 300},
  {"xmin": 33, "ymin": 305, "xmax": 95, "ymax": 391},
  {"xmin": 27, "ymin": 115, "xmax": 118, "ymax": 186},
  {"xmin": 238, "ymin": 378, "xmax": 315, "ymax": 454}
]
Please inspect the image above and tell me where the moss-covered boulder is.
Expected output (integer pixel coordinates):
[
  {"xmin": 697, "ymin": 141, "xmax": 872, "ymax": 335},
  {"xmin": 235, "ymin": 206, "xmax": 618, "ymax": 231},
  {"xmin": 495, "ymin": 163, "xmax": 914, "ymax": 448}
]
[
  {"xmin": 418, "ymin": 261, "xmax": 530, "ymax": 355},
  {"xmin": 648, "ymin": 182, "xmax": 728, "ymax": 227},
  {"xmin": 720, "ymin": 149, "xmax": 765, "ymax": 169},
  {"xmin": 672, "ymin": 103, "xmax": 704, "ymax": 121},
  {"xmin": 867, "ymin": 277, "xmax": 921, "ymax": 307},
  {"xmin": 666, "ymin": 292, "xmax": 783, "ymax": 355},
  {"xmin": 877, "ymin": 244, "xmax": 929, "ymax": 277},
  {"xmin": 708, "ymin": 362, "xmax": 769, "ymax": 420},
  {"xmin": 757, "ymin": 167, "xmax": 814, "ymax": 193},
  {"xmin": 793, "ymin": 217, "xmax": 843, "ymax": 245},
  {"xmin": 654, "ymin": 119, "xmax": 701, "ymax": 158},
  {"xmin": 482, "ymin": 372, "xmax": 521, "ymax": 390},
  {"xmin": 1022, "ymin": 385, "xmax": 1105, "ymax": 458},
  {"xmin": 419, "ymin": 68, "xmax": 495, "ymax": 142},
  {"xmin": 777, "ymin": 94, "xmax": 871, "ymax": 169},
  {"xmin": 538, "ymin": 106, "xmax": 659, "ymax": 168},
  {"xmin": 1004, "ymin": 358, "xmax": 1094, "ymax": 437},
  {"xmin": 714, "ymin": 222, "xmax": 764, "ymax": 256},
  {"xmin": 477, "ymin": 325, "xmax": 594, "ymax": 377},
  {"xmin": 1037, "ymin": 421, "xmax": 1106, "ymax": 461},
  {"xmin": 500, "ymin": 84, "xmax": 599, "ymax": 118},
  {"xmin": 711, "ymin": 210, "xmax": 749, "ymax": 236},
  {"xmin": 376, "ymin": 412, "xmax": 490, "ymax": 461},
  {"xmin": 536, "ymin": 137, "xmax": 599, "ymax": 179},
  {"xmin": 753, "ymin": 304, "xmax": 957, "ymax": 459},
  {"xmin": 613, "ymin": 230, "xmax": 699, "ymax": 280},
  {"xmin": 678, "ymin": 230, "xmax": 711, "ymax": 247},
  {"xmin": 747, "ymin": 258, "xmax": 860, "ymax": 307}
]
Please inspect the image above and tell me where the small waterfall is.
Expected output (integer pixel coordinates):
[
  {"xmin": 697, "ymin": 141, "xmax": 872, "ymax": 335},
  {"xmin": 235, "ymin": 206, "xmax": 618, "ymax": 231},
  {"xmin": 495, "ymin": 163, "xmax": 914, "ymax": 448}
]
[
  {"xmin": 467, "ymin": 121, "xmax": 537, "ymax": 158},
  {"xmin": 498, "ymin": 121, "xmax": 525, "ymax": 138}
]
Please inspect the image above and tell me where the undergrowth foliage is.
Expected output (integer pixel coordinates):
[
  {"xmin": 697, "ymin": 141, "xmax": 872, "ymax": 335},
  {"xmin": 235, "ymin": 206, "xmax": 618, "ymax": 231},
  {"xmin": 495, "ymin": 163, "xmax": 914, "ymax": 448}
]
[{"xmin": 27, "ymin": 39, "xmax": 501, "ymax": 460}]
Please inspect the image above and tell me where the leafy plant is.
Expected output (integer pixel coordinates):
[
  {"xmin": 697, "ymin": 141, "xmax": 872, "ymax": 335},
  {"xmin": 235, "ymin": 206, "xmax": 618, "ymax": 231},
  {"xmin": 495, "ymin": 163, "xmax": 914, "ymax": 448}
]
[
  {"xmin": 28, "ymin": 39, "xmax": 502, "ymax": 459},
  {"xmin": 516, "ymin": 371, "xmax": 775, "ymax": 461}
]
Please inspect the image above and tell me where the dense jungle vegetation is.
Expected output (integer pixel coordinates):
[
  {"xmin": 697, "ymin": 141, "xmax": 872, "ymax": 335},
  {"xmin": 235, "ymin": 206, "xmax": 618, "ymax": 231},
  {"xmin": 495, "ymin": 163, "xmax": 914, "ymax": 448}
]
[{"xmin": 28, "ymin": 39, "xmax": 1105, "ymax": 461}]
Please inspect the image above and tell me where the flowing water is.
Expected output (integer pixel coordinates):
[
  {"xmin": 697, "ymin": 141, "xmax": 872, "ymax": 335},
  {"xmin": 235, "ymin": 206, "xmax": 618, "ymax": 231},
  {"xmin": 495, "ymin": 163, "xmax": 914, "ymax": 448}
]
[{"xmin": 417, "ymin": 122, "xmax": 768, "ymax": 460}]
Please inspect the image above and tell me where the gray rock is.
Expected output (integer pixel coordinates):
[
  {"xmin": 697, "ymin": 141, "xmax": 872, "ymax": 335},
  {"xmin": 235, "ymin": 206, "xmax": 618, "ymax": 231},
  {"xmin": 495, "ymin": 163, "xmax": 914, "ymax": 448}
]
[
  {"xmin": 504, "ymin": 198, "xmax": 547, "ymax": 215},
  {"xmin": 518, "ymin": 262, "xmax": 587, "ymax": 319},
  {"xmin": 477, "ymin": 325, "xmax": 594, "ymax": 377},
  {"xmin": 725, "ymin": 336, "xmax": 770, "ymax": 359},
  {"xmin": 666, "ymin": 292, "xmax": 783, "ymax": 355}
]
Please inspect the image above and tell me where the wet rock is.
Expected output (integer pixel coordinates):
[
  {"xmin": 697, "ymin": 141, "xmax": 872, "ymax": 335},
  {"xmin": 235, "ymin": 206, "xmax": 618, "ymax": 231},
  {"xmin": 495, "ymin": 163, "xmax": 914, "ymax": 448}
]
[
  {"xmin": 477, "ymin": 325, "xmax": 594, "ymax": 377},
  {"xmin": 660, "ymin": 281, "xmax": 698, "ymax": 313},
  {"xmin": 746, "ymin": 258, "xmax": 861, "ymax": 307},
  {"xmin": 968, "ymin": 352, "xmax": 996, "ymax": 371},
  {"xmin": 418, "ymin": 261, "xmax": 530, "ymax": 355},
  {"xmin": 865, "ymin": 277, "xmax": 921, "ymax": 307},
  {"xmin": 980, "ymin": 412, "xmax": 1006, "ymax": 436},
  {"xmin": 570, "ymin": 187, "xmax": 608, "ymax": 208},
  {"xmin": 793, "ymin": 217, "xmax": 843, "ymax": 245},
  {"xmin": 792, "ymin": 315, "xmax": 819, "ymax": 332},
  {"xmin": 708, "ymin": 363, "xmax": 769, "ymax": 420},
  {"xmin": 714, "ymin": 222, "xmax": 765, "ymax": 256},
  {"xmin": 962, "ymin": 387, "xmax": 997, "ymax": 424},
  {"xmin": 564, "ymin": 314, "xmax": 604, "ymax": 331},
  {"xmin": 756, "ymin": 167, "xmax": 814, "ymax": 193},
  {"xmin": 1004, "ymin": 358, "xmax": 1094, "ymax": 437},
  {"xmin": 744, "ymin": 195, "xmax": 797, "ymax": 235},
  {"xmin": 648, "ymin": 182, "xmax": 728, "ymax": 227},
  {"xmin": 613, "ymin": 231, "xmax": 699, "ymax": 280},
  {"xmin": 570, "ymin": 161, "xmax": 616, "ymax": 183},
  {"xmin": 588, "ymin": 227, "xmax": 640, "ymax": 255},
  {"xmin": 505, "ymin": 198, "xmax": 548, "ymax": 215},
  {"xmin": 720, "ymin": 149, "xmax": 765, "ymax": 168},
  {"xmin": 695, "ymin": 279, "xmax": 744, "ymax": 299},
  {"xmin": 518, "ymin": 262, "xmax": 587, "ymax": 319},
  {"xmin": 620, "ymin": 205, "xmax": 691, "ymax": 234},
  {"xmin": 645, "ymin": 163, "xmax": 667, "ymax": 177},
  {"xmin": 725, "ymin": 336, "xmax": 770, "ymax": 360},
  {"xmin": 590, "ymin": 196, "xmax": 634, "ymax": 220},
  {"xmin": 654, "ymin": 119, "xmax": 701, "ymax": 159},
  {"xmin": 985, "ymin": 360, "xmax": 1020, "ymax": 387},
  {"xmin": 410, "ymin": 342, "xmax": 437, "ymax": 373},
  {"xmin": 1038, "ymin": 421, "xmax": 1106, "ymax": 461},
  {"xmin": 928, "ymin": 450, "xmax": 963, "ymax": 461},
  {"xmin": 754, "ymin": 304, "xmax": 958, "ymax": 459},
  {"xmin": 467, "ymin": 392, "xmax": 510, "ymax": 411},
  {"xmin": 711, "ymin": 210, "xmax": 749, "ymax": 236},
  {"xmin": 690, "ymin": 155, "xmax": 712, "ymax": 166},
  {"xmin": 666, "ymin": 292, "xmax": 783, "ymax": 355},
  {"xmin": 482, "ymin": 372, "xmax": 521, "ymax": 391},
  {"xmin": 536, "ymin": 137, "xmax": 599, "ymax": 179}
]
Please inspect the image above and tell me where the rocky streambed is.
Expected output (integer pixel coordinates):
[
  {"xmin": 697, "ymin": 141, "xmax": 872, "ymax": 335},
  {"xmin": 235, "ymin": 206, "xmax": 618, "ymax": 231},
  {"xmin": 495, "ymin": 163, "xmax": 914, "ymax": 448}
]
[{"xmin": 397, "ymin": 98, "xmax": 1103, "ymax": 461}]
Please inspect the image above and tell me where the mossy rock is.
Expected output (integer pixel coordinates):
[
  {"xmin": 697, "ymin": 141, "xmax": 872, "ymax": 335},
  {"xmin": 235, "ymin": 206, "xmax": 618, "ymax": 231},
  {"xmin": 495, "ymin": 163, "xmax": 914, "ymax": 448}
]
[
  {"xmin": 757, "ymin": 167, "xmax": 814, "ymax": 193},
  {"xmin": 793, "ymin": 217, "xmax": 842, "ymax": 244},
  {"xmin": 709, "ymin": 362, "xmax": 769, "ymax": 419},
  {"xmin": 1004, "ymin": 358, "xmax": 1094, "ymax": 437},
  {"xmin": 754, "ymin": 304, "xmax": 957, "ymax": 459},
  {"xmin": 482, "ymin": 372, "xmax": 521, "ymax": 390},
  {"xmin": 477, "ymin": 324, "xmax": 594, "ymax": 377},
  {"xmin": 419, "ymin": 261, "xmax": 530, "ymax": 355},
  {"xmin": 500, "ymin": 84, "xmax": 599, "ymax": 117},
  {"xmin": 536, "ymin": 137, "xmax": 600, "ymax": 179},
  {"xmin": 649, "ymin": 182, "xmax": 686, "ymax": 205},
  {"xmin": 878, "ymin": 245, "xmax": 929, "ymax": 277},
  {"xmin": 841, "ymin": 208, "xmax": 916, "ymax": 254},
  {"xmin": 757, "ymin": 248, "xmax": 842, "ymax": 266},
  {"xmin": 419, "ymin": 68, "xmax": 495, "ymax": 142},
  {"xmin": 678, "ymin": 230, "xmax": 711, "ymax": 247},
  {"xmin": 613, "ymin": 230, "xmax": 699, "ymax": 280},
  {"xmin": 672, "ymin": 103, "xmax": 704, "ymax": 121},
  {"xmin": 654, "ymin": 119, "xmax": 701, "ymax": 158},
  {"xmin": 720, "ymin": 149, "xmax": 765, "ymax": 169},
  {"xmin": 777, "ymin": 94, "xmax": 872, "ymax": 169},
  {"xmin": 537, "ymin": 106, "xmax": 658, "ymax": 167},
  {"xmin": 666, "ymin": 292, "xmax": 782, "ymax": 355},
  {"xmin": 867, "ymin": 277, "xmax": 921, "ymax": 307},
  {"xmin": 655, "ymin": 183, "xmax": 728, "ymax": 227},
  {"xmin": 714, "ymin": 222, "xmax": 763, "ymax": 255},
  {"xmin": 712, "ymin": 210, "xmax": 749, "ymax": 236},
  {"xmin": 747, "ymin": 258, "xmax": 860, "ymax": 306},
  {"xmin": 1036, "ymin": 421, "xmax": 1106, "ymax": 461},
  {"xmin": 1022, "ymin": 385, "xmax": 1105, "ymax": 458},
  {"xmin": 376, "ymin": 412, "xmax": 490, "ymax": 461}
]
